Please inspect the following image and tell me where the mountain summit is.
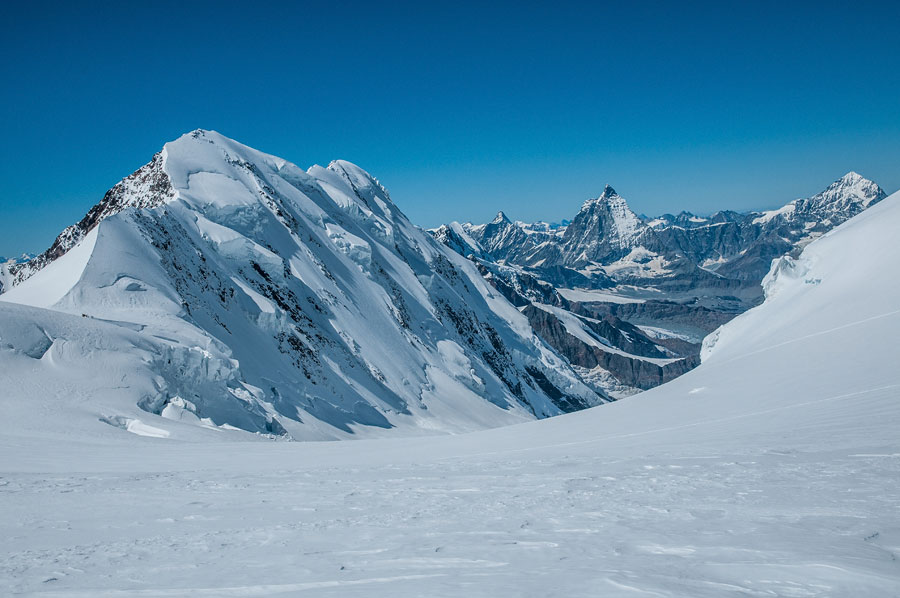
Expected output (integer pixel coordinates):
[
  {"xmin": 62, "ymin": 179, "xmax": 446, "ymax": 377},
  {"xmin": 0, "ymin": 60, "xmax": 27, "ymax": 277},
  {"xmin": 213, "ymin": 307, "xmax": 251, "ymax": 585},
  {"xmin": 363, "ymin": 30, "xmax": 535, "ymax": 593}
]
[
  {"xmin": 0, "ymin": 130, "xmax": 602, "ymax": 440},
  {"xmin": 566, "ymin": 185, "xmax": 650, "ymax": 263}
]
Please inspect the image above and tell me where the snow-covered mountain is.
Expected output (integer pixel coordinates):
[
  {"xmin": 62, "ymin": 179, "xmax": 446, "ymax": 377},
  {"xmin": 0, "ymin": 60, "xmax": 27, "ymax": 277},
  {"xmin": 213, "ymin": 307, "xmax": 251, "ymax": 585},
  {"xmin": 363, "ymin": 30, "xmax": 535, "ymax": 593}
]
[
  {"xmin": 0, "ymin": 130, "xmax": 602, "ymax": 441},
  {"xmin": 710, "ymin": 171, "xmax": 887, "ymax": 281},
  {"xmin": 434, "ymin": 172, "xmax": 887, "ymax": 397}
]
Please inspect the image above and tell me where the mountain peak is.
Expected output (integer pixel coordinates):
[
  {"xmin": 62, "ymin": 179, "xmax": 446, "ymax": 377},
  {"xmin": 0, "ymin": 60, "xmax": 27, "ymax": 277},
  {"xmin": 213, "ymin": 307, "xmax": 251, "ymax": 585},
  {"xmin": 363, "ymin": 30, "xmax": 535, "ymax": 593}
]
[
  {"xmin": 817, "ymin": 171, "xmax": 886, "ymax": 208},
  {"xmin": 580, "ymin": 184, "xmax": 623, "ymax": 212},
  {"xmin": 754, "ymin": 171, "xmax": 887, "ymax": 226},
  {"xmin": 327, "ymin": 158, "xmax": 373, "ymax": 178},
  {"xmin": 828, "ymin": 171, "xmax": 879, "ymax": 190},
  {"xmin": 177, "ymin": 128, "xmax": 229, "ymax": 145},
  {"xmin": 839, "ymin": 171, "xmax": 863, "ymax": 183},
  {"xmin": 1, "ymin": 132, "xmax": 603, "ymax": 439},
  {"xmin": 491, "ymin": 211, "xmax": 511, "ymax": 225}
]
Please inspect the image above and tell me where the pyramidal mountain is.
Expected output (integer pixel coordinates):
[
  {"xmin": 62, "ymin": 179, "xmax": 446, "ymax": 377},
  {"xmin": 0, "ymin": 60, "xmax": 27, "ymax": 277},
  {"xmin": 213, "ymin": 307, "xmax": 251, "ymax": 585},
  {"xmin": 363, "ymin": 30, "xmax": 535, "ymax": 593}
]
[
  {"xmin": 0, "ymin": 130, "xmax": 602, "ymax": 441},
  {"xmin": 562, "ymin": 185, "xmax": 654, "ymax": 264}
]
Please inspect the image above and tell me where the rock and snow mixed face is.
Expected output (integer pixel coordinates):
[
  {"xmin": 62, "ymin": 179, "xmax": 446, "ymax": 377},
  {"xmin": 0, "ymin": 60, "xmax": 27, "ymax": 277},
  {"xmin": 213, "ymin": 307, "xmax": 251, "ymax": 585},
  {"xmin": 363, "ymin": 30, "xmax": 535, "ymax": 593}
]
[
  {"xmin": 752, "ymin": 171, "xmax": 885, "ymax": 227},
  {"xmin": 562, "ymin": 185, "xmax": 652, "ymax": 264},
  {"xmin": 0, "ymin": 130, "xmax": 602, "ymax": 441},
  {"xmin": 452, "ymin": 172, "xmax": 886, "ymax": 292},
  {"xmin": 433, "ymin": 172, "xmax": 888, "ymax": 399}
]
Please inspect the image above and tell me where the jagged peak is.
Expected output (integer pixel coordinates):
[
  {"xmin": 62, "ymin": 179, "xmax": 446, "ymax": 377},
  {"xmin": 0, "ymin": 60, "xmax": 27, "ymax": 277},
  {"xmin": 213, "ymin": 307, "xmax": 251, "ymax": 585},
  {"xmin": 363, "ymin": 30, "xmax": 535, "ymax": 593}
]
[
  {"xmin": 491, "ymin": 211, "xmax": 511, "ymax": 225},
  {"xmin": 815, "ymin": 171, "xmax": 885, "ymax": 206},
  {"xmin": 822, "ymin": 171, "xmax": 881, "ymax": 192},
  {"xmin": 580, "ymin": 184, "xmax": 626, "ymax": 212},
  {"xmin": 753, "ymin": 171, "xmax": 886, "ymax": 225}
]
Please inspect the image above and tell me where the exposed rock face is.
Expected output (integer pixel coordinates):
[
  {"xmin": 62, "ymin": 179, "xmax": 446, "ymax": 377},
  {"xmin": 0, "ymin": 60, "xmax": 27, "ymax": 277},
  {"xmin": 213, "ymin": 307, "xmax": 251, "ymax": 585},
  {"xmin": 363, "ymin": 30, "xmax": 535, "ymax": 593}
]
[
  {"xmin": 521, "ymin": 305, "xmax": 699, "ymax": 392},
  {"xmin": 474, "ymin": 262, "xmax": 568, "ymax": 309},
  {"xmin": 569, "ymin": 300, "xmax": 737, "ymax": 343},
  {"xmin": 559, "ymin": 186, "xmax": 660, "ymax": 265}
]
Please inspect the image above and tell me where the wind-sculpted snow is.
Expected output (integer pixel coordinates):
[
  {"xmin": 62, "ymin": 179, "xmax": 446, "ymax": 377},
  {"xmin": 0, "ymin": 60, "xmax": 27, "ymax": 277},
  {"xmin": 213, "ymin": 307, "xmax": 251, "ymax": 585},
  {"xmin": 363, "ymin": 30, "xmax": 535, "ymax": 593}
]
[
  {"xmin": 0, "ymin": 130, "xmax": 600, "ymax": 440},
  {"xmin": 1, "ymin": 191, "xmax": 898, "ymax": 596}
]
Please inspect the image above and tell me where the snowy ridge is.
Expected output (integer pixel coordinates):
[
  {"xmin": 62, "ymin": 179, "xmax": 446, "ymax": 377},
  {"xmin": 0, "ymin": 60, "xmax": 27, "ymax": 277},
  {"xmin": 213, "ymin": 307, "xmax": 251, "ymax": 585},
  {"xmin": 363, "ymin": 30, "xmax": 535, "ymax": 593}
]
[
  {"xmin": 753, "ymin": 171, "xmax": 886, "ymax": 225},
  {"xmin": 455, "ymin": 172, "xmax": 885, "ymax": 287},
  {"xmin": 1, "ymin": 152, "xmax": 176, "ymax": 290},
  {"xmin": 0, "ymin": 130, "xmax": 601, "ymax": 441}
]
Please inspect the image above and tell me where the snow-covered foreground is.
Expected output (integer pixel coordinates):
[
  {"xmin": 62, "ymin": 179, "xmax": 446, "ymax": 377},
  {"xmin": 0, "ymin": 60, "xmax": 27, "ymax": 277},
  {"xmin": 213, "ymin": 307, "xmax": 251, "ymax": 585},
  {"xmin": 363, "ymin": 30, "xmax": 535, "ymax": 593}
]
[{"xmin": 2, "ymin": 193, "xmax": 900, "ymax": 596}]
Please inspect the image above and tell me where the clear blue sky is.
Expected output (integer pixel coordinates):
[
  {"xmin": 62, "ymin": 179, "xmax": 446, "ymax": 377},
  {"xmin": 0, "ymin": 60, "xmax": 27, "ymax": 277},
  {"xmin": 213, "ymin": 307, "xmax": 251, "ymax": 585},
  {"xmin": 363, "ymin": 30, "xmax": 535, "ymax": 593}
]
[{"xmin": 2, "ymin": 0, "xmax": 899, "ymax": 256}]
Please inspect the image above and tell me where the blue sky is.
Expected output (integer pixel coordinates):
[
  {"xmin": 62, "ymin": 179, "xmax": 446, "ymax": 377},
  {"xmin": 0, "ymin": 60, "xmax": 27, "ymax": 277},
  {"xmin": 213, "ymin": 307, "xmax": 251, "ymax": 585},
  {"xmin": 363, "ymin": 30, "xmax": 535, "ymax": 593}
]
[{"xmin": 2, "ymin": 0, "xmax": 899, "ymax": 256}]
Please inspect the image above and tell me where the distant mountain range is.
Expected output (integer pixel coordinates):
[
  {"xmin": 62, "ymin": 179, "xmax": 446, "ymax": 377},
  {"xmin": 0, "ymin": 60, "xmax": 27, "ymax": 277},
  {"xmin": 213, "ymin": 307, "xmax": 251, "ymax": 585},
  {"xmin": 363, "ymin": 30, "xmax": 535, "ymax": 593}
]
[{"xmin": 432, "ymin": 172, "xmax": 886, "ymax": 397}]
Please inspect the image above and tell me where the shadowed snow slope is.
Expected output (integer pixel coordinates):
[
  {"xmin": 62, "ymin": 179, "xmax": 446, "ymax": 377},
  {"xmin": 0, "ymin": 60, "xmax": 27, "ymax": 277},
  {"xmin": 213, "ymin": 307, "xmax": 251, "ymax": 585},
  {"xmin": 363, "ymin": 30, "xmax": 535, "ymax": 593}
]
[
  {"xmin": 0, "ymin": 130, "xmax": 601, "ymax": 442},
  {"xmin": 1, "ymin": 191, "xmax": 898, "ymax": 594}
]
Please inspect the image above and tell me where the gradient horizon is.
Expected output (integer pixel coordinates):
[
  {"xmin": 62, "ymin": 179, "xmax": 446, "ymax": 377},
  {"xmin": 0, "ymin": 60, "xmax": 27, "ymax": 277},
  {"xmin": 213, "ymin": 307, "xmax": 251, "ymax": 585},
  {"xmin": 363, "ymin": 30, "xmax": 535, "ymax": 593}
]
[{"xmin": 2, "ymin": 0, "xmax": 899, "ymax": 256}]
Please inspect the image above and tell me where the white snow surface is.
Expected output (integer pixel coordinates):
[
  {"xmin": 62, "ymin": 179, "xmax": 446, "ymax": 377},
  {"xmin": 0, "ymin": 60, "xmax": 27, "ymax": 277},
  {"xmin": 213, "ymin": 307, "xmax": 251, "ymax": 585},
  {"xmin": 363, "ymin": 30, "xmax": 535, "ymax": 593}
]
[{"xmin": 1, "ymin": 184, "xmax": 899, "ymax": 595}]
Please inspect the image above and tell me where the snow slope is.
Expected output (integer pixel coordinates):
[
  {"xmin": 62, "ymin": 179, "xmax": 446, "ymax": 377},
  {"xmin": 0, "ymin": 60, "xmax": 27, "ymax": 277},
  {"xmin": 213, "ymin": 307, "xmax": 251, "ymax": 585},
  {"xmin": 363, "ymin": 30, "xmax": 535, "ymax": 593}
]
[
  {"xmin": 1, "ymin": 190, "xmax": 898, "ymax": 594},
  {"xmin": 0, "ymin": 130, "xmax": 600, "ymax": 441}
]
